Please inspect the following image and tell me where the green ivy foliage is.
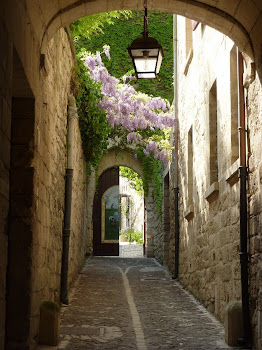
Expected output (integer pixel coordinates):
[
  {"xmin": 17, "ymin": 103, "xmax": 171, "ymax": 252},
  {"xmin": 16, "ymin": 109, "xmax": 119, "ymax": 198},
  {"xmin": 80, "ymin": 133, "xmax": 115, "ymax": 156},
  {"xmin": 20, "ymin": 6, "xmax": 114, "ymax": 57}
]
[
  {"xmin": 71, "ymin": 58, "xmax": 111, "ymax": 175},
  {"xmin": 73, "ymin": 11, "xmax": 173, "ymax": 103},
  {"xmin": 136, "ymin": 149, "xmax": 163, "ymax": 215},
  {"xmin": 70, "ymin": 11, "xmax": 172, "ymax": 215},
  {"xmin": 152, "ymin": 159, "xmax": 163, "ymax": 216},
  {"xmin": 72, "ymin": 57, "xmax": 165, "ymax": 214},
  {"xmin": 70, "ymin": 11, "xmax": 132, "ymax": 40}
]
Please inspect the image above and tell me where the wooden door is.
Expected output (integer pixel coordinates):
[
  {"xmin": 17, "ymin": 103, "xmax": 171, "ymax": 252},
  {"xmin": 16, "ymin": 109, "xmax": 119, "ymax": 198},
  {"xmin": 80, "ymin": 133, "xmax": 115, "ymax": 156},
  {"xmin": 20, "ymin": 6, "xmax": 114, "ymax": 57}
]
[{"xmin": 93, "ymin": 167, "xmax": 119, "ymax": 256}]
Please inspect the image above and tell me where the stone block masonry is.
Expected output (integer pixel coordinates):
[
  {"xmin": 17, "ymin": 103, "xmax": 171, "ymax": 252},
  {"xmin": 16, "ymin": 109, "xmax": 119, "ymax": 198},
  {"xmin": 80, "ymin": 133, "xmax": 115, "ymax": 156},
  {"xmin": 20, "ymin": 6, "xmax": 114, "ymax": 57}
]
[
  {"xmin": 172, "ymin": 21, "xmax": 243, "ymax": 323},
  {"xmin": 165, "ymin": 18, "xmax": 262, "ymax": 350},
  {"xmin": 0, "ymin": 15, "xmax": 13, "ymax": 350},
  {"xmin": 0, "ymin": 3, "xmax": 88, "ymax": 347}
]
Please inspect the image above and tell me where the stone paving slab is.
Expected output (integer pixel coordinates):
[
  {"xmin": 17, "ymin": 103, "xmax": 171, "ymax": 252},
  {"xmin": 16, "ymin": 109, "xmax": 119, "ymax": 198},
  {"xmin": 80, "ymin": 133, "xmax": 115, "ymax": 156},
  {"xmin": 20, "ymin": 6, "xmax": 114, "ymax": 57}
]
[{"xmin": 38, "ymin": 257, "xmax": 250, "ymax": 350}]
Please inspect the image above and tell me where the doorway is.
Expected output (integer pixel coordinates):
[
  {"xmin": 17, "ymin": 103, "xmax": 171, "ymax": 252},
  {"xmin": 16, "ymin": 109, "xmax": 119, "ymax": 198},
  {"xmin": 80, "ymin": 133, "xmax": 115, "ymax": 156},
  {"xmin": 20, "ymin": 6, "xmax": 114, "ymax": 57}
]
[
  {"xmin": 93, "ymin": 167, "xmax": 120, "ymax": 256},
  {"xmin": 92, "ymin": 166, "xmax": 145, "ymax": 257}
]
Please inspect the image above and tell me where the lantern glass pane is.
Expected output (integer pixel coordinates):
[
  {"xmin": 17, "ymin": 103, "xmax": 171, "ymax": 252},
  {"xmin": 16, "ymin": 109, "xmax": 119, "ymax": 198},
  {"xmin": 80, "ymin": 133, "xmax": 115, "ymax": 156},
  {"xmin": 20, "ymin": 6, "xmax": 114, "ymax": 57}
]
[
  {"xmin": 155, "ymin": 51, "xmax": 163, "ymax": 74},
  {"xmin": 134, "ymin": 57, "xmax": 157, "ymax": 73},
  {"xmin": 131, "ymin": 48, "xmax": 159, "ymax": 57},
  {"xmin": 137, "ymin": 73, "xmax": 156, "ymax": 78}
]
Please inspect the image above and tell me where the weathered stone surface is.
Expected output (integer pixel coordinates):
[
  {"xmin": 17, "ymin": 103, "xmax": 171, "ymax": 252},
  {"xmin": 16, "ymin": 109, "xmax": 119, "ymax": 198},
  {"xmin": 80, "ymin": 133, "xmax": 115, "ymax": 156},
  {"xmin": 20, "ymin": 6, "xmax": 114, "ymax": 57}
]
[
  {"xmin": 38, "ymin": 302, "xmax": 60, "ymax": 346},
  {"xmin": 225, "ymin": 301, "xmax": 243, "ymax": 346},
  {"xmin": 0, "ymin": 12, "xmax": 87, "ymax": 349},
  {"xmin": 163, "ymin": 18, "xmax": 262, "ymax": 350}
]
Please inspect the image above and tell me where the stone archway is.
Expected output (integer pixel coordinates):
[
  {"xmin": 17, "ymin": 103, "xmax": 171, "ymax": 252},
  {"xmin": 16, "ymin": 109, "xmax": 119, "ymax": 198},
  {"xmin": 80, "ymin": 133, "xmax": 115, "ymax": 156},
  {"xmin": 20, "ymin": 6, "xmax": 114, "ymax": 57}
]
[
  {"xmin": 36, "ymin": 0, "xmax": 261, "ymax": 79},
  {"xmin": 86, "ymin": 148, "xmax": 159, "ymax": 257},
  {"xmin": 97, "ymin": 149, "xmax": 144, "ymax": 179}
]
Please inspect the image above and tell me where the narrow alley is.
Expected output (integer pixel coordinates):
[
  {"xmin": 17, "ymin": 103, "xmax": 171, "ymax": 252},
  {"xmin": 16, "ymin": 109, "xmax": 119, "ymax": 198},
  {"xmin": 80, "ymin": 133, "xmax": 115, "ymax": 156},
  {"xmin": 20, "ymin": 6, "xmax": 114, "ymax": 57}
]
[
  {"xmin": 1, "ymin": 1, "xmax": 262, "ymax": 350},
  {"xmin": 39, "ymin": 258, "xmax": 248, "ymax": 350}
]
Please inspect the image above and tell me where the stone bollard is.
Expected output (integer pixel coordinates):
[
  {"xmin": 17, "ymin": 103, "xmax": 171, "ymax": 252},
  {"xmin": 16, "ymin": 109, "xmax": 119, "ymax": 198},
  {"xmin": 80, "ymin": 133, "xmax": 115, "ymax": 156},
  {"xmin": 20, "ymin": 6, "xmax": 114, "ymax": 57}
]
[
  {"xmin": 38, "ymin": 301, "xmax": 60, "ymax": 346},
  {"xmin": 224, "ymin": 301, "xmax": 243, "ymax": 346}
]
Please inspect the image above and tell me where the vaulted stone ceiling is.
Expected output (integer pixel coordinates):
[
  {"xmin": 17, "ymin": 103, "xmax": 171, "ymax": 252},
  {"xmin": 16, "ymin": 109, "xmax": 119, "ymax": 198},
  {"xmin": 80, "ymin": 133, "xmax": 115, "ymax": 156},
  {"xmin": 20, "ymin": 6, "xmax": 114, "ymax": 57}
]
[{"xmin": 22, "ymin": 0, "xmax": 262, "ymax": 68}]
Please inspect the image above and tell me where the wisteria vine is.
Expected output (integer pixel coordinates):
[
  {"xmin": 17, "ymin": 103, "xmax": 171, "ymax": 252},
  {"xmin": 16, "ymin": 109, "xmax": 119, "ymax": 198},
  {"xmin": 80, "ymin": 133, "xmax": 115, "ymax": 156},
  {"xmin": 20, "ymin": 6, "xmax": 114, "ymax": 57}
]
[{"xmin": 83, "ymin": 46, "xmax": 174, "ymax": 166}]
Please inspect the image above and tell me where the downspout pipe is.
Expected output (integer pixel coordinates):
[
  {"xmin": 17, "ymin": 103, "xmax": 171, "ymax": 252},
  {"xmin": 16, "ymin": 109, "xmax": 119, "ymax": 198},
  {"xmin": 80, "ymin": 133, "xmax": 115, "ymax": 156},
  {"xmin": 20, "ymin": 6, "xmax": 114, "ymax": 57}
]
[
  {"xmin": 237, "ymin": 49, "xmax": 251, "ymax": 346},
  {"xmin": 60, "ymin": 94, "xmax": 78, "ymax": 305},
  {"xmin": 173, "ymin": 14, "xmax": 180, "ymax": 279}
]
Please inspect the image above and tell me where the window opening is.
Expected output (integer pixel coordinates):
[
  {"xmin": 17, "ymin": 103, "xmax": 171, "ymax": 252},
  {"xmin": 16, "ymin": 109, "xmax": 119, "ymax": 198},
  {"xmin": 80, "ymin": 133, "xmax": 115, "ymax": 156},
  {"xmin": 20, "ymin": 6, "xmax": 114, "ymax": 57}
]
[
  {"xmin": 209, "ymin": 80, "xmax": 218, "ymax": 184},
  {"xmin": 230, "ymin": 45, "xmax": 239, "ymax": 164}
]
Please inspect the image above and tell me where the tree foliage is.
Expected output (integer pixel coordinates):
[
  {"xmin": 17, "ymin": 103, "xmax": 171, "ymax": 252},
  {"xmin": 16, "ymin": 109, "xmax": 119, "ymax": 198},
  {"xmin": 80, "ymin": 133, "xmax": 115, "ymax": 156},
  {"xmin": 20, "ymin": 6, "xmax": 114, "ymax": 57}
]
[
  {"xmin": 70, "ymin": 11, "xmax": 132, "ymax": 40},
  {"xmin": 120, "ymin": 166, "xmax": 143, "ymax": 196}
]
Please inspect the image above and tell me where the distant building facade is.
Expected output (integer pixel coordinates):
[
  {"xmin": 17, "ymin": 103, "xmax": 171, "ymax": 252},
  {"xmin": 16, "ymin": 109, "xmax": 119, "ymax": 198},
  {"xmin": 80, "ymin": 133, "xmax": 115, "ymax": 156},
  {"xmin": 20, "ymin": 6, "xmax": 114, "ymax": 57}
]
[{"xmin": 119, "ymin": 175, "xmax": 144, "ymax": 235}]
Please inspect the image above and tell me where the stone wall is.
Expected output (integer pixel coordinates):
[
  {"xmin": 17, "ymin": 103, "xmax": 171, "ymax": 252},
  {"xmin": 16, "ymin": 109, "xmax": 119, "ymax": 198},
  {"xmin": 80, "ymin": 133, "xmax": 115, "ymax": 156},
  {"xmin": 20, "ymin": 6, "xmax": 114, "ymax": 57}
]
[
  {"xmin": 174, "ymin": 20, "xmax": 242, "ymax": 322},
  {"xmin": 247, "ymin": 75, "xmax": 262, "ymax": 349},
  {"xmin": 0, "ymin": 13, "xmax": 13, "ymax": 350},
  {"xmin": 85, "ymin": 170, "xmax": 96, "ymax": 257},
  {"xmin": 0, "ymin": 2, "xmax": 88, "ymax": 348},
  {"xmin": 68, "ymin": 116, "xmax": 88, "ymax": 289},
  {"xmin": 28, "ymin": 28, "xmax": 88, "ymax": 345},
  {"xmin": 146, "ymin": 184, "xmax": 162, "ymax": 261},
  {"xmin": 168, "ymin": 17, "xmax": 262, "ymax": 349}
]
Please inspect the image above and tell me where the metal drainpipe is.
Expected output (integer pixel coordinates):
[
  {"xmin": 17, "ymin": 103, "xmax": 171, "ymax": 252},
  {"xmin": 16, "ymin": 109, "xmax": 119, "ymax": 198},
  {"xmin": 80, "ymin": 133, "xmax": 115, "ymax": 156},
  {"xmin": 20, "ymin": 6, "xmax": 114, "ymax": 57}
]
[
  {"xmin": 60, "ymin": 94, "xmax": 78, "ymax": 305},
  {"xmin": 237, "ymin": 48, "xmax": 251, "ymax": 346},
  {"xmin": 173, "ymin": 14, "xmax": 180, "ymax": 279}
]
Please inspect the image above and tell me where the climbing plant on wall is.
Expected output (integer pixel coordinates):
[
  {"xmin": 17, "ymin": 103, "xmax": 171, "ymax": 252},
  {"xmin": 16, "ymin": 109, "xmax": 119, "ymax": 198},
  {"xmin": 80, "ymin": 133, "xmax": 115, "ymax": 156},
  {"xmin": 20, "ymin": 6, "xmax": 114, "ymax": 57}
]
[
  {"xmin": 70, "ymin": 12, "xmax": 174, "ymax": 215},
  {"xmin": 71, "ymin": 58, "xmax": 111, "ymax": 175},
  {"xmin": 78, "ymin": 48, "xmax": 173, "ymax": 214},
  {"xmin": 70, "ymin": 11, "xmax": 132, "ymax": 39}
]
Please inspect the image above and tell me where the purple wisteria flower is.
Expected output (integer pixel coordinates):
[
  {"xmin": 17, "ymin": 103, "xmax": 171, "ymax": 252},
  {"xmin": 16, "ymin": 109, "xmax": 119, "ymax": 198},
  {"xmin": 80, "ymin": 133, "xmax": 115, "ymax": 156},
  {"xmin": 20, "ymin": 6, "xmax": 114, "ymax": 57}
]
[
  {"xmin": 126, "ymin": 132, "xmax": 142, "ymax": 143},
  {"xmin": 85, "ymin": 56, "xmax": 96, "ymax": 71},
  {"xmin": 96, "ymin": 51, "xmax": 103, "ymax": 66},
  {"xmin": 83, "ymin": 47, "xmax": 173, "ymax": 165},
  {"xmin": 103, "ymin": 45, "xmax": 111, "ymax": 59}
]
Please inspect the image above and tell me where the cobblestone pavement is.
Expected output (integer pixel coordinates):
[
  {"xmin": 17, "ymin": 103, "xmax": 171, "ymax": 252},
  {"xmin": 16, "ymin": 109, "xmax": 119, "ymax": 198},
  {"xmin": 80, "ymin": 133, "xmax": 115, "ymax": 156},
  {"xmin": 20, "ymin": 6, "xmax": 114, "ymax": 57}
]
[{"xmin": 39, "ymin": 257, "xmax": 249, "ymax": 350}]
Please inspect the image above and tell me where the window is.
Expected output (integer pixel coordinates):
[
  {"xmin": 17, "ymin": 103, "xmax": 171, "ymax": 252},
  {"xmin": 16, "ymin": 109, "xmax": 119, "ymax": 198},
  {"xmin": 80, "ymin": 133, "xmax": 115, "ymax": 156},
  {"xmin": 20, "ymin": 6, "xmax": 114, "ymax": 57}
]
[
  {"xmin": 185, "ymin": 18, "xmax": 193, "ymax": 58},
  {"xmin": 209, "ymin": 80, "xmax": 218, "ymax": 185},
  {"xmin": 188, "ymin": 126, "xmax": 193, "ymax": 204},
  {"xmin": 184, "ymin": 18, "xmax": 194, "ymax": 75},
  {"xmin": 230, "ymin": 45, "xmax": 238, "ymax": 164}
]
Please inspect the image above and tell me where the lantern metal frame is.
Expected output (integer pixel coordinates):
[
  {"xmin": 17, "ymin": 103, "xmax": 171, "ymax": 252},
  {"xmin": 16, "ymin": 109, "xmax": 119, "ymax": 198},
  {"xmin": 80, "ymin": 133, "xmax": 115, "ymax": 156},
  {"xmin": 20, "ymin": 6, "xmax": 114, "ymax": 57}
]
[{"xmin": 127, "ymin": 1, "xmax": 164, "ymax": 79}]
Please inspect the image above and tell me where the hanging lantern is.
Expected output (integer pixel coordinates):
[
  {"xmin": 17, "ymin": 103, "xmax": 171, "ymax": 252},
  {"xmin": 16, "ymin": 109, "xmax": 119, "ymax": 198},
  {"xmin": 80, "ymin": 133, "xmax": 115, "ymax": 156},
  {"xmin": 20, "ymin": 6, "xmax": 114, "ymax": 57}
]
[{"xmin": 127, "ymin": 1, "xmax": 164, "ymax": 79}]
